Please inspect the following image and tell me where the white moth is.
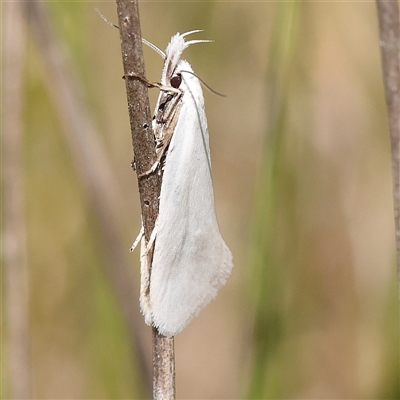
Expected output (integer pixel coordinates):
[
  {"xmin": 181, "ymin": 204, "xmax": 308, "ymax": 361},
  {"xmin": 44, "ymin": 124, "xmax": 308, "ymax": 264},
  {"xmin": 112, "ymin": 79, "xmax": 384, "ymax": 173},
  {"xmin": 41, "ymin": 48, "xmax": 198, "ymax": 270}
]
[{"xmin": 138, "ymin": 31, "xmax": 233, "ymax": 337}]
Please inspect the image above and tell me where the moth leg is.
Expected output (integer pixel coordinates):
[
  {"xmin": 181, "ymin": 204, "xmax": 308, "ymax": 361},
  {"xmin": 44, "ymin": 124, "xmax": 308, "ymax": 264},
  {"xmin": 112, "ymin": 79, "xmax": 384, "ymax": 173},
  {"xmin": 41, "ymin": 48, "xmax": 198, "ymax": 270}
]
[
  {"xmin": 123, "ymin": 73, "xmax": 154, "ymax": 87},
  {"xmin": 139, "ymin": 235, "xmax": 152, "ymax": 325},
  {"xmin": 144, "ymin": 222, "xmax": 158, "ymax": 256},
  {"xmin": 130, "ymin": 225, "xmax": 144, "ymax": 252},
  {"xmin": 123, "ymin": 73, "xmax": 180, "ymax": 94},
  {"xmin": 130, "ymin": 221, "xmax": 158, "ymax": 255},
  {"xmin": 138, "ymin": 93, "xmax": 182, "ymax": 179},
  {"xmin": 138, "ymin": 160, "xmax": 161, "ymax": 178}
]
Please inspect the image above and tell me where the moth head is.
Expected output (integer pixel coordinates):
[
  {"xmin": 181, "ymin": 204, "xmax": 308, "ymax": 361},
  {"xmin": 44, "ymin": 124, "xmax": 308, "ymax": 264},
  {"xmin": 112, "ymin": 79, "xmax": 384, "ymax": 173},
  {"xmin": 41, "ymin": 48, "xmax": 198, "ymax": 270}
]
[
  {"xmin": 143, "ymin": 32, "xmax": 223, "ymax": 96},
  {"xmin": 162, "ymin": 30, "xmax": 212, "ymax": 86}
]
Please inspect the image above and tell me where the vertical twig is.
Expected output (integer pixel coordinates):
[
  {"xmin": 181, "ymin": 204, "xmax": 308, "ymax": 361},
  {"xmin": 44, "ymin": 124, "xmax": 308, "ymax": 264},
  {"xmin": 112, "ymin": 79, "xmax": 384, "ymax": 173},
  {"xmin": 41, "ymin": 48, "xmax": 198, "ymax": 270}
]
[
  {"xmin": 2, "ymin": 2, "xmax": 31, "ymax": 398},
  {"xmin": 375, "ymin": 1, "xmax": 400, "ymax": 304},
  {"xmin": 152, "ymin": 328, "xmax": 175, "ymax": 400},
  {"xmin": 115, "ymin": 1, "xmax": 175, "ymax": 399}
]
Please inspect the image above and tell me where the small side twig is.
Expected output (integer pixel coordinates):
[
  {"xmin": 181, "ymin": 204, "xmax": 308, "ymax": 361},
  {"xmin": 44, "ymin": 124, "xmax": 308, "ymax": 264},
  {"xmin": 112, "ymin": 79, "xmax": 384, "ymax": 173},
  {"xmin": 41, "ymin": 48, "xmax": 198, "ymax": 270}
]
[
  {"xmin": 115, "ymin": 1, "xmax": 175, "ymax": 399},
  {"xmin": 375, "ymin": 1, "xmax": 400, "ymax": 305}
]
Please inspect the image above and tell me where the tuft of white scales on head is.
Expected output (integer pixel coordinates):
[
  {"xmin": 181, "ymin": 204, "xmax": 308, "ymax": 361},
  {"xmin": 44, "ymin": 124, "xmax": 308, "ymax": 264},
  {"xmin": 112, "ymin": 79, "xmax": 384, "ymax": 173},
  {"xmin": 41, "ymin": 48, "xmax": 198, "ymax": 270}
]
[{"xmin": 161, "ymin": 30, "xmax": 212, "ymax": 85}]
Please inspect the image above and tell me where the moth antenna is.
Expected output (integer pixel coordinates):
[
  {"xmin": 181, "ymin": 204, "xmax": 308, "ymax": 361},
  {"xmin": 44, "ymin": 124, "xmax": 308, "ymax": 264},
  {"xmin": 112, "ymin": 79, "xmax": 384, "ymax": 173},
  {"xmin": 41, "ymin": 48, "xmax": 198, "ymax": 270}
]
[
  {"xmin": 95, "ymin": 8, "xmax": 119, "ymax": 29},
  {"xmin": 142, "ymin": 38, "xmax": 166, "ymax": 58},
  {"xmin": 95, "ymin": 8, "xmax": 165, "ymax": 62},
  {"xmin": 181, "ymin": 70, "xmax": 226, "ymax": 97}
]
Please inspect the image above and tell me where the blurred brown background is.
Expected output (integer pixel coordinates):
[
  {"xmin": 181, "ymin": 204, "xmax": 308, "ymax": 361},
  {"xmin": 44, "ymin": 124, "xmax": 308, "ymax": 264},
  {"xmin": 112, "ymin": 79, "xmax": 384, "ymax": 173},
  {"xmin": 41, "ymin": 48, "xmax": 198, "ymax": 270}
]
[{"xmin": 2, "ymin": 1, "xmax": 399, "ymax": 399}]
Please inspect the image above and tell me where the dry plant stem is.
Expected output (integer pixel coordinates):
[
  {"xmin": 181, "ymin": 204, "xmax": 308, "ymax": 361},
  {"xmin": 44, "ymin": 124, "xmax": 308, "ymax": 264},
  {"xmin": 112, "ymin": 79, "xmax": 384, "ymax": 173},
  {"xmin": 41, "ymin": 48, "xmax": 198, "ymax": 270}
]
[
  {"xmin": 152, "ymin": 328, "xmax": 175, "ymax": 400},
  {"xmin": 115, "ymin": 1, "xmax": 175, "ymax": 399},
  {"xmin": 376, "ymin": 0, "xmax": 400, "ymax": 304},
  {"xmin": 115, "ymin": 1, "xmax": 160, "ymax": 227},
  {"xmin": 24, "ymin": 0, "xmax": 151, "ymax": 393},
  {"xmin": 2, "ymin": 2, "xmax": 31, "ymax": 398}
]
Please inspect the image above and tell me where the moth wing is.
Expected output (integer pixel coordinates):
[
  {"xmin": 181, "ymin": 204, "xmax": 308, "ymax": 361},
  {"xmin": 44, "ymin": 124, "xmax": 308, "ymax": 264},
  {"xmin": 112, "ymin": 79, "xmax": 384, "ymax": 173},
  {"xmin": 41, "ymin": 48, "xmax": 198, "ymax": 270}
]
[{"xmin": 150, "ymin": 76, "xmax": 233, "ymax": 336}]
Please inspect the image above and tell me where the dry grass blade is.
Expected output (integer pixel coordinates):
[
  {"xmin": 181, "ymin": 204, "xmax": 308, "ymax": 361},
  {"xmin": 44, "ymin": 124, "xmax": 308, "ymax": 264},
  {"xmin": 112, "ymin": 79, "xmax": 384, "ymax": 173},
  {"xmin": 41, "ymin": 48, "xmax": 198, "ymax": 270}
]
[
  {"xmin": 2, "ymin": 2, "xmax": 31, "ymax": 398},
  {"xmin": 375, "ymin": 0, "xmax": 400, "ymax": 304}
]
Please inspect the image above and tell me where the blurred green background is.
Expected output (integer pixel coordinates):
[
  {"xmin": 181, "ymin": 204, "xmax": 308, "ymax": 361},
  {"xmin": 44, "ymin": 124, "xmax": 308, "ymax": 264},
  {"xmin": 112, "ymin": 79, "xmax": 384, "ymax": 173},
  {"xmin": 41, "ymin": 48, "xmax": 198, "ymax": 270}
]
[{"xmin": 2, "ymin": 1, "xmax": 399, "ymax": 399}]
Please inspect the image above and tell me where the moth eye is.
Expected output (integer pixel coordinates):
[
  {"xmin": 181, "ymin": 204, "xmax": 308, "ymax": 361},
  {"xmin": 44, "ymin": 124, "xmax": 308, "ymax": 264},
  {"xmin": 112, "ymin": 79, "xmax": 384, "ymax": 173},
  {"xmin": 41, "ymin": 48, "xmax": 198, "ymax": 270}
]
[{"xmin": 170, "ymin": 74, "xmax": 182, "ymax": 89}]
